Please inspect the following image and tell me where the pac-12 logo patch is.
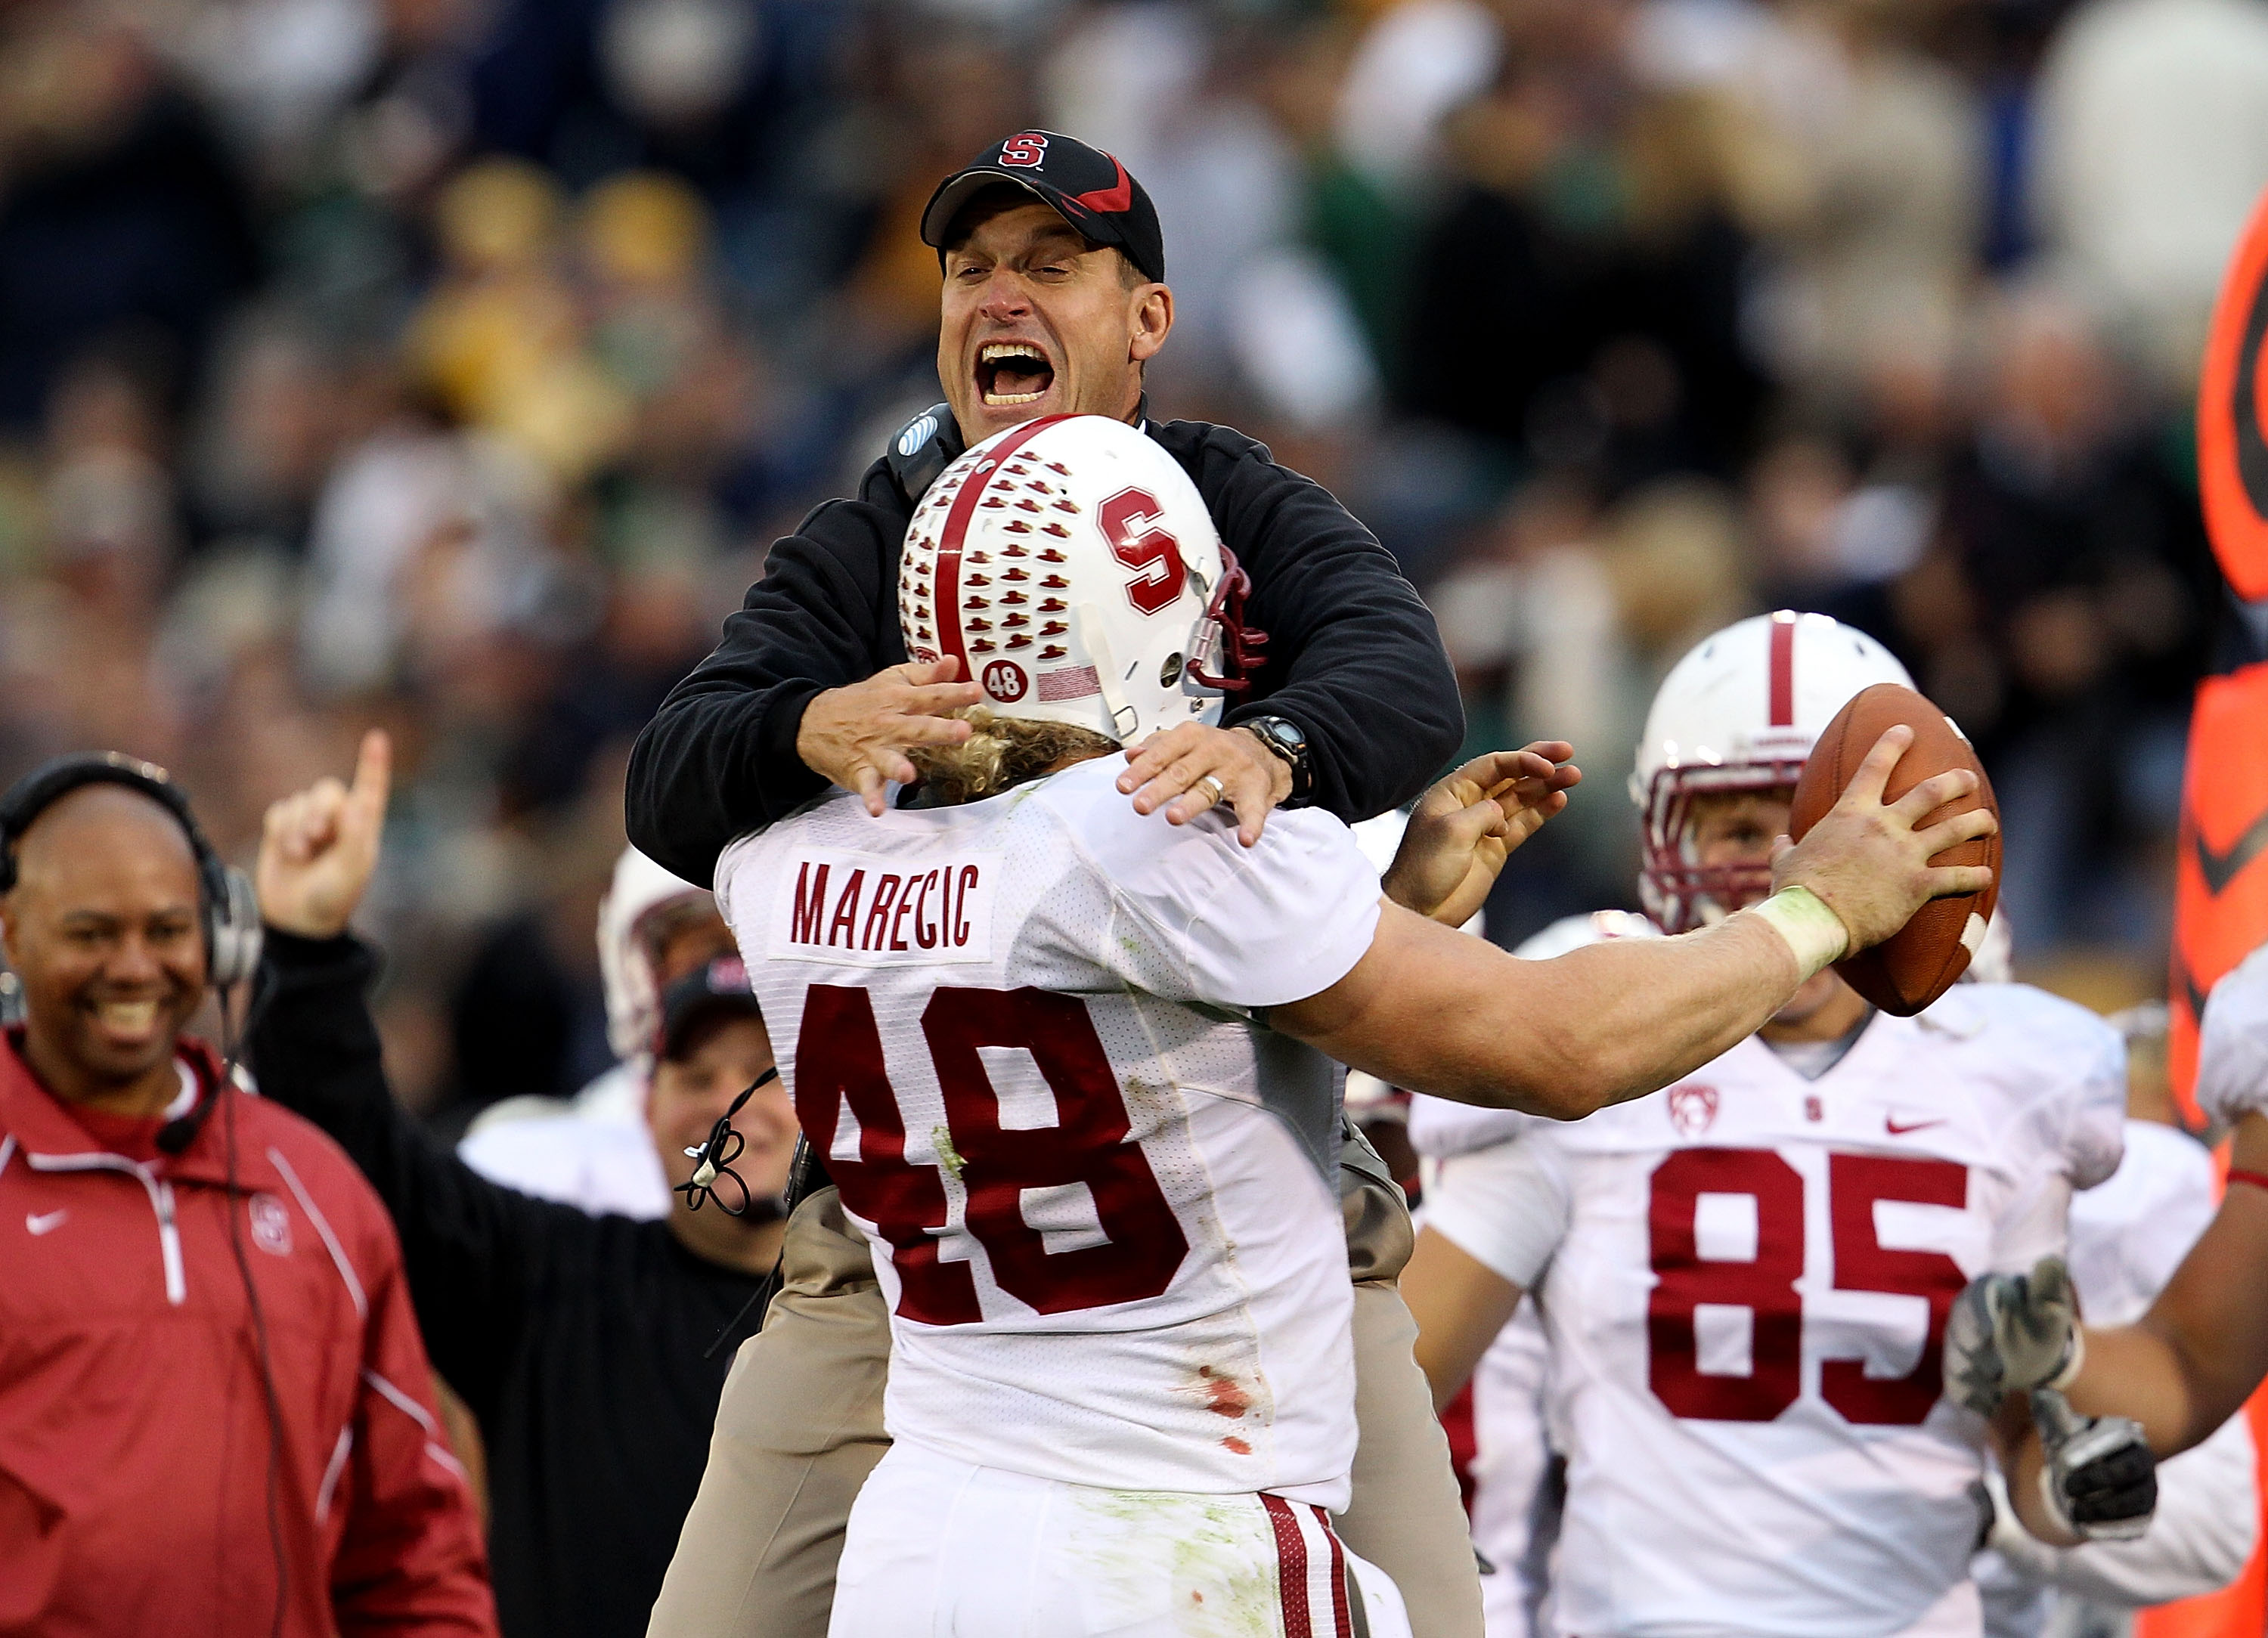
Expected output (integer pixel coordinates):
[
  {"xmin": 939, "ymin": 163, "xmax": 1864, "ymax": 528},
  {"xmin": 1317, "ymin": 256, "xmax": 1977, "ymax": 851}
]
[
  {"xmin": 981, "ymin": 659, "xmax": 1029, "ymax": 702},
  {"xmin": 1667, "ymin": 1083, "xmax": 1718, "ymax": 1139},
  {"xmin": 249, "ymin": 1193, "xmax": 293, "ymax": 1256},
  {"xmin": 999, "ymin": 132, "xmax": 1049, "ymax": 169}
]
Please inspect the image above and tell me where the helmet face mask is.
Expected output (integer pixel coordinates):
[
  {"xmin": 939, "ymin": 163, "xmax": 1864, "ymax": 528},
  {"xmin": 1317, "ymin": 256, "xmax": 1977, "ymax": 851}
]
[
  {"xmin": 1631, "ymin": 612, "xmax": 1914, "ymax": 933},
  {"xmin": 900, "ymin": 415, "xmax": 1265, "ymax": 745},
  {"xmin": 1637, "ymin": 764, "xmax": 1798, "ymax": 933},
  {"xmin": 596, "ymin": 847, "xmax": 710, "ymax": 1065}
]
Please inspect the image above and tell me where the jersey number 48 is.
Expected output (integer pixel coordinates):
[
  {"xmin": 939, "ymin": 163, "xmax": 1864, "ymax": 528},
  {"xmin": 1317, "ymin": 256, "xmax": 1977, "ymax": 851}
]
[
  {"xmin": 1648, "ymin": 1148, "xmax": 1969, "ymax": 1426},
  {"xmin": 795, "ymin": 983, "xmax": 1190, "ymax": 1324}
]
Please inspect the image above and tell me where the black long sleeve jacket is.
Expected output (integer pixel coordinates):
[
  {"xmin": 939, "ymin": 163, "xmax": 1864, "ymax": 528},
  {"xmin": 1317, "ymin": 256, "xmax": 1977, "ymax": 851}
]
[
  {"xmin": 246, "ymin": 930, "xmax": 768, "ymax": 1638},
  {"xmin": 626, "ymin": 409, "xmax": 1464, "ymax": 885}
]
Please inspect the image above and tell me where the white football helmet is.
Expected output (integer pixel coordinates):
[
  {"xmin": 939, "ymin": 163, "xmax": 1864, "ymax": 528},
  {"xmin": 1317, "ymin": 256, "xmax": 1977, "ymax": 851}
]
[
  {"xmin": 596, "ymin": 845, "xmax": 710, "ymax": 1061},
  {"xmin": 899, "ymin": 414, "xmax": 1264, "ymax": 742},
  {"xmin": 1629, "ymin": 610, "xmax": 1913, "ymax": 932}
]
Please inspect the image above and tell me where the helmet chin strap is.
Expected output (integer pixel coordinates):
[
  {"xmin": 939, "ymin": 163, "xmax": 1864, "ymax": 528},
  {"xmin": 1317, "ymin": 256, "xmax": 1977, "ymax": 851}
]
[{"xmin": 1076, "ymin": 603, "xmax": 1141, "ymax": 741}]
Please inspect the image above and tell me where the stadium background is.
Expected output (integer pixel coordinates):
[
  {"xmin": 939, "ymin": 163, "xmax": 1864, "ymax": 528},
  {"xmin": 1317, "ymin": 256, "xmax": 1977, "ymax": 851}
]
[{"xmin": 0, "ymin": 0, "xmax": 2259, "ymax": 1628}]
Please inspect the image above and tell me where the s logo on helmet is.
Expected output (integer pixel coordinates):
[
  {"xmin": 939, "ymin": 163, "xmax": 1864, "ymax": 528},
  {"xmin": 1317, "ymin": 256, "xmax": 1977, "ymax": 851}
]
[
  {"xmin": 981, "ymin": 660, "xmax": 1029, "ymax": 702},
  {"xmin": 1098, "ymin": 488, "xmax": 1185, "ymax": 617},
  {"xmin": 999, "ymin": 133, "xmax": 1049, "ymax": 169}
]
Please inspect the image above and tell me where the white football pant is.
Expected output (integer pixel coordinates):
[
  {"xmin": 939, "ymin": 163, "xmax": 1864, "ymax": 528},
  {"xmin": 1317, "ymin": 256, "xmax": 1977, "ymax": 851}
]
[{"xmin": 829, "ymin": 1440, "xmax": 1412, "ymax": 1637}]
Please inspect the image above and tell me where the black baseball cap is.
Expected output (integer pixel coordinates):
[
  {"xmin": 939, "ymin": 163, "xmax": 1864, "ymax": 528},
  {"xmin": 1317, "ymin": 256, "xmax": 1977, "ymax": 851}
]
[
  {"xmin": 655, "ymin": 956, "xmax": 764, "ymax": 1062},
  {"xmin": 920, "ymin": 130, "xmax": 1165, "ymax": 284}
]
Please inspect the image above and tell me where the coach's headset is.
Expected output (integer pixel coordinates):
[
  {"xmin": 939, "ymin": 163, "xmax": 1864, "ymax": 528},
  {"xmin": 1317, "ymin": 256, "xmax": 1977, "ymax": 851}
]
[{"xmin": 0, "ymin": 753, "xmax": 265, "ymax": 1153}]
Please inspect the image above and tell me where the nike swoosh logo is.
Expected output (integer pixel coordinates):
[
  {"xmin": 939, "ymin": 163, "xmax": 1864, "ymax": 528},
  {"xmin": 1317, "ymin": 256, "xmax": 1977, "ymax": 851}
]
[
  {"xmin": 1885, "ymin": 1117, "xmax": 1948, "ymax": 1135},
  {"xmin": 2193, "ymin": 804, "xmax": 2268, "ymax": 895},
  {"xmin": 26, "ymin": 1209, "xmax": 67, "ymax": 1236}
]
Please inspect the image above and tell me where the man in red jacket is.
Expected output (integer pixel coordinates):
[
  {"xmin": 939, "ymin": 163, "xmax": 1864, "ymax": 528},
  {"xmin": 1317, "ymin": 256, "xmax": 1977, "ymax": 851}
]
[{"xmin": 0, "ymin": 755, "xmax": 495, "ymax": 1638}]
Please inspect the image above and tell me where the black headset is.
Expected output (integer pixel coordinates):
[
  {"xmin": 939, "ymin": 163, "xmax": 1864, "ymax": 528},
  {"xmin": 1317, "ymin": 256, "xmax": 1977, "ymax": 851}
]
[{"xmin": 0, "ymin": 753, "xmax": 265, "ymax": 1150}]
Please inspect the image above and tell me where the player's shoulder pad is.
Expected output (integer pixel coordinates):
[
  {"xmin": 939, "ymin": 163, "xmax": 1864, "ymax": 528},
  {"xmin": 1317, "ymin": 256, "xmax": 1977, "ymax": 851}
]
[
  {"xmin": 1920, "ymin": 980, "xmax": 2127, "ymax": 1110},
  {"xmin": 1921, "ymin": 980, "xmax": 2122, "ymax": 1064},
  {"xmin": 881, "ymin": 403, "xmax": 964, "ymax": 507},
  {"xmin": 1029, "ymin": 757, "xmax": 1357, "ymax": 903},
  {"xmin": 1926, "ymin": 982, "xmax": 2126, "ymax": 1184},
  {"xmin": 1513, "ymin": 909, "xmax": 1662, "ymax": 961},
  {"xmin": 1025, "ymin": 758, "xmax": 1380, "ymax": 1011}
]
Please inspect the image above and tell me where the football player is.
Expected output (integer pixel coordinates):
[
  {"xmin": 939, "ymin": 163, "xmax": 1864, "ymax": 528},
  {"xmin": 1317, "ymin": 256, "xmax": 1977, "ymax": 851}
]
[
  {"xmin": 708, "ymin": 423, "xmax": 1994, "ymax": 1635},
  {"xmin": 460, "ymin": 847, "xmax": 736, "ymax": 1219},
  {"xmin": 1401, "ymin": 611, "xmax": 2136, "ymax": 1638},
  {"xmin": 1947, "ymin": 940, "xmax": 2268, "ymax": 1484},
  {"xmin": 1970, "ymin": 1005, "xmax": 2256, "ymax": 1635}
]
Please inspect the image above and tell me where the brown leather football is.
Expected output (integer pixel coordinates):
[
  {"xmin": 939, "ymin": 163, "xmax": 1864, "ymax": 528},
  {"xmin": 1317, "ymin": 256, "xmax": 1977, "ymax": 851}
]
[{"xmin": 1787, "ymin": 682, "xmax": 2001, "ymax": 1016}]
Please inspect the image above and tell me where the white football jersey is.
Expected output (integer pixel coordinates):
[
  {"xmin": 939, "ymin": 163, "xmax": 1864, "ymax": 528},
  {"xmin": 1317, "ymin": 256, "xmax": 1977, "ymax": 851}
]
[
  {"xmin": 714, "ymin": 757, "xmax": 1382, "ymax": 1506},
  {"xmin": 1424, "ymin": 982, "xmax": 2126, "ymax": 1638}
]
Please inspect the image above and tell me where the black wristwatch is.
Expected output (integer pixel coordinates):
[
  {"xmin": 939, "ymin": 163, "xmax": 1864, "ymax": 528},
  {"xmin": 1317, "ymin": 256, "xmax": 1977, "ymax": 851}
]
[{"xmin": 1240, "ymin": 714, "xmax": 1312, "ymax": 800}]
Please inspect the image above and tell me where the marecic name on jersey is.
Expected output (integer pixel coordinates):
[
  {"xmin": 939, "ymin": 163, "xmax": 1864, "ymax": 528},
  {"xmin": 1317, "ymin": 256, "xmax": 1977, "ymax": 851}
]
[{"xmin": 773, "ymin": 850, "xmax": 999, "ymax": 965}]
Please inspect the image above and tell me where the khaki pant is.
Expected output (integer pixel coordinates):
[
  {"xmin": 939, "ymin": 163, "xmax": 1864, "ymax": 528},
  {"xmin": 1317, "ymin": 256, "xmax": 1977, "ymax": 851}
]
[{"xmin": 649, "ymin": 1130, "xmax": 1482, "ymax": 1638}]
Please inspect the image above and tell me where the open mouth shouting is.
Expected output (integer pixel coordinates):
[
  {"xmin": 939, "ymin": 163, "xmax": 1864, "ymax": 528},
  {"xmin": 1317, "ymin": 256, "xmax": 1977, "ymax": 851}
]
[{"xmin": 976, "ymin": 339, "xmax": 1055, "ymax": 408}]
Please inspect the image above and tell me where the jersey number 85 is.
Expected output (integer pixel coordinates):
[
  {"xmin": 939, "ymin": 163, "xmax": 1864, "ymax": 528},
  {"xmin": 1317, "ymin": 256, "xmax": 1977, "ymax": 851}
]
[{"xmin": 1649, "ymin": 1148, "xmax": 1969, "ymax": 1426}]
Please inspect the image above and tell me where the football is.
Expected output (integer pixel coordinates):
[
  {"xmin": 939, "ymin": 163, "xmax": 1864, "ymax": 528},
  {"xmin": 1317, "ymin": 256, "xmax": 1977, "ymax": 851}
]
[{"xmin": 1788, "ymin": 683, "xmax": 2001, "ymax": 1016}]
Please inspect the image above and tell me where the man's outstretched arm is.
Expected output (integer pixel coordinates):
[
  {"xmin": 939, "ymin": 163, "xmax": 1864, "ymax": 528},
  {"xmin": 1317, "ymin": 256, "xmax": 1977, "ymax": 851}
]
[
  {"xmin": 1275, "ymin": 727, "xmax": 1996, "ymax": 1118},
  {"xmin": 2066, "ymin": 1119, "xmax": 2268, "ymax": 1456},
  {"xmin": 1950, "ymin": 949, "xmax": 2268, "ymax": 1461}
]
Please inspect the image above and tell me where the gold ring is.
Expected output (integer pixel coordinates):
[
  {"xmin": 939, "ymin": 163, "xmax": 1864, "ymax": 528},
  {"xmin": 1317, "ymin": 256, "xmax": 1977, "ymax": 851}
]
[{"xmin": 1198, "ymin": 774, "xmax": 1227, "ymax": 805}]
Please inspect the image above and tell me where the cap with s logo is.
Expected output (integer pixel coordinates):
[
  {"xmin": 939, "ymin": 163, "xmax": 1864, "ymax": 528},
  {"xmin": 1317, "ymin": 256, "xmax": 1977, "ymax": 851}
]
[{"xmin": 921, "ymin": 130, "xmax": 1165, "ymax": 284}]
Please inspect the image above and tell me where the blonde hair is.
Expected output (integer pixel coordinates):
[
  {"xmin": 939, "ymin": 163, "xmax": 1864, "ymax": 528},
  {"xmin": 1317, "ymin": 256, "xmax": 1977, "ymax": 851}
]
[{"xmin": 908, "ymin": 708, "xmax": 1119, "ymax": 805}]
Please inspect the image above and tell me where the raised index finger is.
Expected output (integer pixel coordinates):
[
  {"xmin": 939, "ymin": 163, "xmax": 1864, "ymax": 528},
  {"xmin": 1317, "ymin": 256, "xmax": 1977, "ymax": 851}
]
[
  {"xmin": 1839, "ymin": 725, "xmax": 1915, "ymax": 809},
  {"xmin": 347, "ymin": 729, "xmax": 392, "ymax": 831}
]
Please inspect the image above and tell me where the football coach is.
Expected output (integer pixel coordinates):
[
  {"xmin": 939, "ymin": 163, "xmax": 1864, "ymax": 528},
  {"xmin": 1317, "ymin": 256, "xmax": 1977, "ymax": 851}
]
[
  {"xmin": 629, "ymin": 134, "xmax": 1480, "ymax": 1638},
  {"xmin": 0, "ymin": 756, "xmax": 494, "ymax": 1637},
  {"xmin": 624, "ymin": 127, "xmax": 1463, "ymax": 869}
]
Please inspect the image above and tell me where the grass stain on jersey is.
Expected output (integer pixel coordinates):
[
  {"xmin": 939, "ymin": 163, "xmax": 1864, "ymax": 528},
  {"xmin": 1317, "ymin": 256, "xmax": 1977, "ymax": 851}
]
[
  {"xmin": 931, "ymin": 1126, "xmax": 966, "ymax": 1181},
  {"xmin": 1065, "ymin": 1490, "xmax": 1281, "ymax": 1638}
]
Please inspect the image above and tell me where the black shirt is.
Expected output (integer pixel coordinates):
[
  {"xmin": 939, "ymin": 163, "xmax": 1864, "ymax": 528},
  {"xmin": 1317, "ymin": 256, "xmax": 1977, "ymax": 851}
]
[
  {"xmin": 626, "ymin": 409, "xmax": 1464, "ymax": 886},
  {"xmin": 247, "ymin": 930, "xmax": 766, "ymax": 1638}
]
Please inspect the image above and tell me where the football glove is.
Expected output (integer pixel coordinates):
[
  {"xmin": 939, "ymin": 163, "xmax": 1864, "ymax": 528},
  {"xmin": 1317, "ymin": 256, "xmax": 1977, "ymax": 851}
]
[
  {"xmin": 1944, "ymin": 1256, "xmax": 2081, "ymax": 1416},
  {"xmin": 2198, "ymin": 943, "xmax": 2268, "ymax": 1129},
  {"xmin": 2031, "ymin": 1386, "xmax": 2157, "ymax": 1543}
]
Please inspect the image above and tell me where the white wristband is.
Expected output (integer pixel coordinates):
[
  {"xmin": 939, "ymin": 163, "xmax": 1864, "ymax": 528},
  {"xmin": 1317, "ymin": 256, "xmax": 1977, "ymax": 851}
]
[{"xmin": 1746, "ymin": 887, "xmax": 1850, "ymax": 983}]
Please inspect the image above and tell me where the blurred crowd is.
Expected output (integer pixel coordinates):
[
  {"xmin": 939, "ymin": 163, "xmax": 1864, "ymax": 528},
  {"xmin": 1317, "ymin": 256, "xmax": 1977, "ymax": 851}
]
[{"xmin": 0, "ymin": 0, "xmax": 2258, "ymax": 1122}]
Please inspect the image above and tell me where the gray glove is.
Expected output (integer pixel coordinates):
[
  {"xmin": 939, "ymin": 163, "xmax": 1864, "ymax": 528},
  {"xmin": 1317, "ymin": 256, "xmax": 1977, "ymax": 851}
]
[
  {"xmin": 1944, "ymin": 1256, "xmax": 2082, "ymax": 1415},
  {"xmin": 2031, "ymin": 1386, "xmax": 2157, "ymax": 1543}
]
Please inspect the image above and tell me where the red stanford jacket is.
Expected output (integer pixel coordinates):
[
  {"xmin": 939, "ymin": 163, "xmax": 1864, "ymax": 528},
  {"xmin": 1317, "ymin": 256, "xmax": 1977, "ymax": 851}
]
[{"xmin": 0, "ymin": 1031, "xmax": 497, "ymax": 1637}]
